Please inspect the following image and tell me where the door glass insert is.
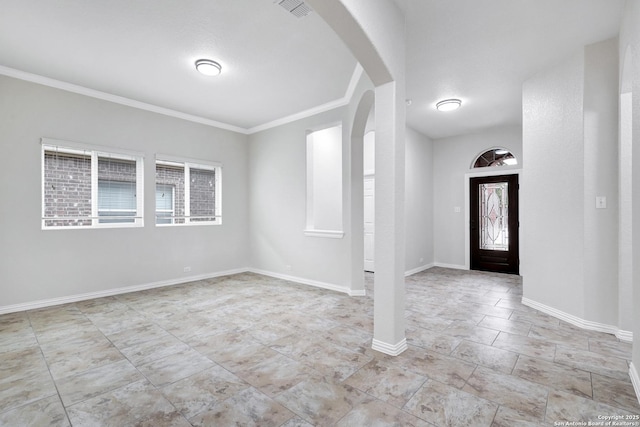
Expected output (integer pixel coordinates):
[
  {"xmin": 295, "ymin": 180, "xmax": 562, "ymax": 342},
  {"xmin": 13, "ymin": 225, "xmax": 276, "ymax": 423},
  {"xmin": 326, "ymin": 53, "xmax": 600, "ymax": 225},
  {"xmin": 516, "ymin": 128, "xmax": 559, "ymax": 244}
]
[{"xmin": 479, "ymin": 182, "xmax": 509, "ymax": 251}]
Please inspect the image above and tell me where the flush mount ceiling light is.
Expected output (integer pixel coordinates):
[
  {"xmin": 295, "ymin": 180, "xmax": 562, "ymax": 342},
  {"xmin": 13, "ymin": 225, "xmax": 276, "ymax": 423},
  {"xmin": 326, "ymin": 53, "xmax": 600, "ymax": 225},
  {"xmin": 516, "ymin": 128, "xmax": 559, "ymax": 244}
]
[
  {"xmin": 436, "ymin": 98, "xmax": 462, "ymax": 112},
  {"xmin": 195, "ymin": 59, "xmax": 222, "ymax": 76}
]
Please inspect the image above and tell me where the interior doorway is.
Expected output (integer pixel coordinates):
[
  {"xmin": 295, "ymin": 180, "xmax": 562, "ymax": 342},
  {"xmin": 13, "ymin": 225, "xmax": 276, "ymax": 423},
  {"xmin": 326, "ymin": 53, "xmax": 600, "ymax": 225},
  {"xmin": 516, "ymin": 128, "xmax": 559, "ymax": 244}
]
[
  {"xmin": 470, "ymin": 174, "xmax": 519, "ymax": 274},
  {"xmin": 364, "ymin": 176, "xmax": 375, "ymax": 272},
  {"xmin": 363, "ymin": 127, "xmax": 375, "ymax": 273}
]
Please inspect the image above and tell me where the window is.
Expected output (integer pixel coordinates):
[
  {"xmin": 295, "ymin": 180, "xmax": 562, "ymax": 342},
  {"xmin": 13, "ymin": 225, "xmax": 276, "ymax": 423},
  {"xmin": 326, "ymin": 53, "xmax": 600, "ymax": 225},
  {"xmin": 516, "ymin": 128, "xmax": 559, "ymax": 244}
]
[
  {"xmin": 98, "ymin": 180, "xmax": 137, "ymax": 223},
  {"xmin": 42, "ymin": 139, "xmax": 144, "ymax": 229},
  {"xmin": 305, "ymin": 124, "xmax": 343, "ymax": 238},
  {"xmin": 472, "ymin": 148, "xmax": 518, "ymax": 168},
  {"xmin": 155, "ymin": 184, "xmax": 175, "ymax": 225},
  {"xmin": 155, "ymin": 156, "xmax": 221, "ymax": 226}
]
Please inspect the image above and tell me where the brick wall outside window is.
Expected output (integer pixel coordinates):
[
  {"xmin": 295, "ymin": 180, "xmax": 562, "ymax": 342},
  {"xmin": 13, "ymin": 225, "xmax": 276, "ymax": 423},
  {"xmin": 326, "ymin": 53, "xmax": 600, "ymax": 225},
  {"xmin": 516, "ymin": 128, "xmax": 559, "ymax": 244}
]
[
  {"xmin": 156, "ymin": 165, "xmax": 185, "ymax": 224},
  {"xmin": 43, "ymin": 152, "xmax": 92, "ymax": 227},
  {"xmin": 44, "ymin": 151, "xmax": 139, "ymax": 227},
  {"xmin": 190, "ymin": 168, "xmax": 216, "ymax": 222},
  {"xmin": 98, "ymin": 158, "xmax": 136, "ymax": 183}
]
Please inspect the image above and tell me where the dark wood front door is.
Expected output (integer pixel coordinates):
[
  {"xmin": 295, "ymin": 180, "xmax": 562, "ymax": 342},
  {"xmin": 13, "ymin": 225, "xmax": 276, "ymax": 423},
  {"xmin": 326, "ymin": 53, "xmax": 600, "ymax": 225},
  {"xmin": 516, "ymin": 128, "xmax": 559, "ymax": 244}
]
[{"xmin": 470, "ymin": 174, "xmax": 519, "ymax": 274}]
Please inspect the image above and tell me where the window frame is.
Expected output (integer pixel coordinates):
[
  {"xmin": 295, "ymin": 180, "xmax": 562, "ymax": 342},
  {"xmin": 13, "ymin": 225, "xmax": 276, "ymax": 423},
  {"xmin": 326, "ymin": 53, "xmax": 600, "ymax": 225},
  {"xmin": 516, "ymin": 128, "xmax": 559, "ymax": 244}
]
[
  {"xmin": 41, "ymin": 138, "xmax": 144, "ymax": 230},
  {"xmin": 155, "ymin": 183, "xmax": 176, "ymax": 225},
  {"xmin": 155, "ymin": 155, "xmax": 222, "ymax": 227},
  {"xmin": 471, "ymin": 147, "xmax": 518, "ymax": 169}
]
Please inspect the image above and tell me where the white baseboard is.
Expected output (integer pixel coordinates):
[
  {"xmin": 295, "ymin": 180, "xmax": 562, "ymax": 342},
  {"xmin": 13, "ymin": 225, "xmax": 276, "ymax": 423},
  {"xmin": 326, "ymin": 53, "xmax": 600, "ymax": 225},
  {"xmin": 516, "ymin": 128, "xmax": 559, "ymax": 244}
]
[
  {"xmin": 522, "ymin": 297, "xmax": 633, "ymax": 342},
  {"xmin": 0, "ymin": 267, "xmax": 249, "ymax": 315},
  {"xmin": 616, "ymin": 329, "xmax": 634, "ymax": 342},
  {"xmin": 630, "ymin": 363, "xmax": 640, "ymax": 407},
  {"xmin": 372, "ymin": 338, "xmax": 408, "ymax": 356},
  {"xmin": 405, "ymin": 263, "xmax": 435, "ymax": 277},
  {"xmin": 349, "ymin": 289, "xmax": 367, "ymax": 297},
  {"xmin": 248, "ymin": 268, "xmax": 351, "ymax": 295},
  {"xmin": 433, "ymin": 262, "xmax": 467, "ymax": 270}
]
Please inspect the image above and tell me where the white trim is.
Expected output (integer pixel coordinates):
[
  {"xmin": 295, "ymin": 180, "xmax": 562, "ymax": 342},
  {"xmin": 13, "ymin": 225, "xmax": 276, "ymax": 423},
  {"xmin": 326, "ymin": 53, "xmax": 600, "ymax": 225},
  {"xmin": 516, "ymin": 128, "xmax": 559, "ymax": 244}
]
[
  {"xmin": 349, "ymin": 289, "xmax": 366, "ymax": 297},
  {"xmin": 433, "ymin": 262, "xmax": 467, "ymax": 270},
  {"xmin": 0, "ymin": 66, "xmax": 247, "ymax": 134},
  {"xmin": 0, "ymin": 268, "xmax": 248, "ymax": 315},
  {"xmin": 42, "ymin": 138, "xmax": 145, "ymax": 159},
  {"xmin": 303, "ymin": 229, "xmax": 345, "ymax": 239},
  {"xmin": 372, "ymin": 338, "xmax": 408, "ymax": 356},
  {"xmin": 405, "ymin": 263, "xmax": 434, "ymax": 277},
  {"xmin": 464, "ymin": 168, "xmax": 522, "ymax": 270},
  {"xmin": 630, "ymin": 363, "xmax": 640, "ymax": 407},
  {"xmin": 154, "ymin": 156, "xmax": 222, "ymax": 226},
  {"xmin": 616, "ymin": 329, "xmax": 634, "ymax": 342},
  {"xmin": 1, "ymin": 63, "xmax": 365, "ymax": 136},
  {"xmin": 248, "ymin": 268, "xmax": 350, "ymax": 295},
  {"xmin": 247, "ymin": 64, "xmax": 363, "ymax": 134},
  {"xmin": 155, "ymin": 154, "xmax": 222, "ymax": 169},
  {"xmin": 470, "ymin": 147, "xmax": 519, "ymax": 169},
  {"xmin": 344, "ymin": 63, "xmax": 364, "ymax": 104},
  {"xmin": 522, "ymin": 297, "xmax": 633, "ymax": 341}
]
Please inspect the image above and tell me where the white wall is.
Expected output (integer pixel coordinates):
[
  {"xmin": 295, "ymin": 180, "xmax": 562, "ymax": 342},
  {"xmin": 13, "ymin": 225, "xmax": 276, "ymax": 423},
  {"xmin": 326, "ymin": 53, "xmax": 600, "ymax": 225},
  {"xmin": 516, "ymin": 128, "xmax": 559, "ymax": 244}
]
[
  {"xmin": 522, "ymin": 51, "xmax": 587, "ymax": 318},
  {"xmin": 619, "ymin": 0, "xmax": 640, "ymax": 380},
  {"xmin": 405, "ymin": 127, "xmax": 434, "ymax": 273},
  {"xmin": 522, "ymin": 38, "xmax": 621, "ymax": 327},
  {"xmin": 583, "ymin": 38, "xmax": 620, "ymax": 326},
  {"xmin": 0, "ymin": 76, "xmax": 249, "ymax": 310},
  {"xmin": 433, "ymin": 125, "xmax": 523, "ymax": 268},
  {"xmin": 248, "ymin": 104, "xmax": 355, "ymax": 291}
]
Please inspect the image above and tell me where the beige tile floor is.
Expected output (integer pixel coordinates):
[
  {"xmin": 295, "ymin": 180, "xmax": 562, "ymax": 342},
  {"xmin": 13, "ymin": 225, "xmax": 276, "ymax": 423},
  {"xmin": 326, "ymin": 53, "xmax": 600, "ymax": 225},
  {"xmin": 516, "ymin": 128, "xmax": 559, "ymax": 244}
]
[{"xmin": 0, "ymin": 268, "xmax": 638, "ymax": 426}]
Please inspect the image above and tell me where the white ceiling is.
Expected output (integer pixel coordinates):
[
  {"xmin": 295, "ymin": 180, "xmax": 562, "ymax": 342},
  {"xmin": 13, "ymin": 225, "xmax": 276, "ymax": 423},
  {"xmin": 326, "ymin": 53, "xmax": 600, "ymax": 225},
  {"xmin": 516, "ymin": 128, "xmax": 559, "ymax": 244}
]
[
  {"xmin": 405, "ymin": 0, "xmax": 625, "ymax": 139},
  {"xmin": 0, "ymin": 0, "xmax": 626, "ymax": 139}
]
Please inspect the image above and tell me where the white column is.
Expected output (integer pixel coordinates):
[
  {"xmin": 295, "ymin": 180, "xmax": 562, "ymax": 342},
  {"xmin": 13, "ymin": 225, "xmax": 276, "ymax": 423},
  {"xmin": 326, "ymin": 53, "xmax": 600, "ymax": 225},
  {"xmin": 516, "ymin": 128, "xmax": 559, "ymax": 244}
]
[{"xmin": 371, "ymin": 80, "xmax": 407, "ymax": 355}]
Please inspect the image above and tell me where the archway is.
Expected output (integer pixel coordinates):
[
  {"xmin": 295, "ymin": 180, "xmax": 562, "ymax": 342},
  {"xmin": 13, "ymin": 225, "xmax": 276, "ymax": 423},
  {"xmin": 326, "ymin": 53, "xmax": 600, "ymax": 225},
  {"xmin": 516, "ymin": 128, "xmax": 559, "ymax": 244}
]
[
  {"xmin": 305, "ymin": 0, "xmax": 408, "ymax": 355},
  {"xmin": 348, "ymin": 90, "xmax": 375, "ymax": 295}
]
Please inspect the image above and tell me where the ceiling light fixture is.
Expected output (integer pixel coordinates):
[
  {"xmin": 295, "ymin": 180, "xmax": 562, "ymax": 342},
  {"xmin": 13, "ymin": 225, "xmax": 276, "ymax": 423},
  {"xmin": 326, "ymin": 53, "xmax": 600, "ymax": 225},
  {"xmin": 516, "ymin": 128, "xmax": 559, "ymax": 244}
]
[
  {"xmin": 195, "ymin": 59, "xmax": 222, "ymax": 76},
  {"xmin": 436, "ymin": 98, "xmax": 462, "ymax": 112}
]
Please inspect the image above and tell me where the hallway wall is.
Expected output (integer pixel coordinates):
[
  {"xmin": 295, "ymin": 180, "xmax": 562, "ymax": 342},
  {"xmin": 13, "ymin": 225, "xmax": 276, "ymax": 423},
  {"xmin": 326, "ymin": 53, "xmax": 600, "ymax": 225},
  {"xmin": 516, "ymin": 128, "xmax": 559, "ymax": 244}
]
[
  {"xmin": 522, "ymin": 38, "xmax": 620, "ymax": 329},
  {"xmin": 619, "ymin": 0, "xmax": 640, "ymax": 383},
  {"xmin": 433, "ymin": 125, "xmax": 523, "ymax": 269},
  {"xmin": 405, "ymin": 127, "xmax": 434, "ymax": 274}
]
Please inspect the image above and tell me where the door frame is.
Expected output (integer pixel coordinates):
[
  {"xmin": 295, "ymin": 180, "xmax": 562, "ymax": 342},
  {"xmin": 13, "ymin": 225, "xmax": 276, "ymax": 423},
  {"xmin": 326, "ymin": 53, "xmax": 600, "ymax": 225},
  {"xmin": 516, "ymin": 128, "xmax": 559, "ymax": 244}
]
[{"xmin": 464, "ymin": 168, "xmax": 521, "ymax": 271}]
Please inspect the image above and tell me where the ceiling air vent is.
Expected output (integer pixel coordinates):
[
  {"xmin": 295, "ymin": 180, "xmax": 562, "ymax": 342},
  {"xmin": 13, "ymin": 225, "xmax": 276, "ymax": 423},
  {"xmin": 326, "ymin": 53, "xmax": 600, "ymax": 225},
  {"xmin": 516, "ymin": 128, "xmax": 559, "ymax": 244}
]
[{"xmin": 276, "ymin": 0, "xmax": 313, "ymax": 18}]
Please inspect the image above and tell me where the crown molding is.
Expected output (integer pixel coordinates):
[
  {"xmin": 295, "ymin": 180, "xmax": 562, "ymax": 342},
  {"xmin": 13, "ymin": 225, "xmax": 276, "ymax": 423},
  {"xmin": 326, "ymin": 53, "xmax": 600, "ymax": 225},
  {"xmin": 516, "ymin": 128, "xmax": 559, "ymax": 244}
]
[{"xmin": 0, "ymin": 63, "xmax": 364, "ymax": 136}]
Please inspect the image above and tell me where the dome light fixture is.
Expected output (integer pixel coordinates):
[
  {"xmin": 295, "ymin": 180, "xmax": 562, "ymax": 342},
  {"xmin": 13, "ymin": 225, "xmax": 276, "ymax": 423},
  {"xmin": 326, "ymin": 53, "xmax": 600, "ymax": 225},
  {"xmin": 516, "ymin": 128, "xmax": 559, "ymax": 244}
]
[
  {"xmin": 195, "ymin": 59, "xmax": 222, "ymax": 76},
  {"xmin": 436, "ymin": 98, "xmax": 462, "ymax": 112}
]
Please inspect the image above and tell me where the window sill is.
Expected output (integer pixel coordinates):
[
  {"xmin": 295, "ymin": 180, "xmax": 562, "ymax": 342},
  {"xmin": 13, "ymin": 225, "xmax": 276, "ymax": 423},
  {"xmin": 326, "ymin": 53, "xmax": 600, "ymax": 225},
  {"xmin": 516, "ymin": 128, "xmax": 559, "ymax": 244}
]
[
  {"xmin": 42, "ymin": 222, "xmax": 144, "ymax": 230},
  {"xmin": 156, "ymin": 220, "xmax": 222, "ymax": 227},
  {"xmin": 304, "ymin": 229, "xmax": 344, "ymax": 239}
]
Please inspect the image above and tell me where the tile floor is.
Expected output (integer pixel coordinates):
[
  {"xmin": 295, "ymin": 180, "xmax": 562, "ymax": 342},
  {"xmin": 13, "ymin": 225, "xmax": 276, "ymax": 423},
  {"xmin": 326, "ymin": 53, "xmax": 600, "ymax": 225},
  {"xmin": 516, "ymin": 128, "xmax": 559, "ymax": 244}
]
[{"xmin": 0, "ymin": 267, "xmax": 639, "ymax": 426}]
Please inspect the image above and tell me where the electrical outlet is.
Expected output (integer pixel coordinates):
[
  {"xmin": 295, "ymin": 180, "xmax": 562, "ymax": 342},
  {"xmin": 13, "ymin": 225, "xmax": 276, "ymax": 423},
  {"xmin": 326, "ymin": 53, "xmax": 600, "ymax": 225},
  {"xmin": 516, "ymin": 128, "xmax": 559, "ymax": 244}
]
[{"xmin": 183, "ymin": 266, "xmax": 191, "ymax": 273}]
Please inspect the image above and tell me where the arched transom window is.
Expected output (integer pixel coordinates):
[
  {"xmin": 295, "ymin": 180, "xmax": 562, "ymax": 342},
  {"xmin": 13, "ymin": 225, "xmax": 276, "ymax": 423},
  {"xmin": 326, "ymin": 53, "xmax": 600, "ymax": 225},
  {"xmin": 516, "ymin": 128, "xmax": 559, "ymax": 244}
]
[{"xmin": 472, "ymin": 148, "xmax": 518, "ymax": 168}]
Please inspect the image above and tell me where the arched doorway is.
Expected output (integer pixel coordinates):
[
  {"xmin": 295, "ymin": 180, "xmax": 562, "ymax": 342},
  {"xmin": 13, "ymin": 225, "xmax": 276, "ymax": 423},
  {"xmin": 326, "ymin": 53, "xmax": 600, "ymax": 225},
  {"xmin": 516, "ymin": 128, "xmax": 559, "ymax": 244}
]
[{"xmin": 348, "ymin": 90, "xmax": 375, "ymax": 295}]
